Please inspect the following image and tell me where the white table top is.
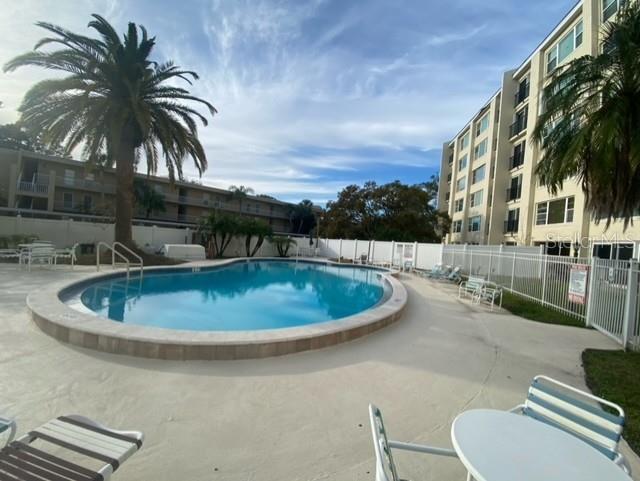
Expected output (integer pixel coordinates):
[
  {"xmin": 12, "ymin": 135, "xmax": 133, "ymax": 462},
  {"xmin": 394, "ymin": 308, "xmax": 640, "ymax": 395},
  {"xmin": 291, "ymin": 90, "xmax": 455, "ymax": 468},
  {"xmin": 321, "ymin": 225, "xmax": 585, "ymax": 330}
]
[{"xmin": 451, "ymin": 409, "xmax": 631, "ymax": 481}]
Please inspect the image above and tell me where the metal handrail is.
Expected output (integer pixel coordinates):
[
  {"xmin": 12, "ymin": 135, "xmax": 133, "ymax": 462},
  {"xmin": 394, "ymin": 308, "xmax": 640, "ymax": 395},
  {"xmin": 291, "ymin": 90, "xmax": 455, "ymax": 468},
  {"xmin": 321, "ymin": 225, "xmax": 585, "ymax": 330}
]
[{"xmin": 96, "ymin": 242, "xmax": 144, "ymax": 279}]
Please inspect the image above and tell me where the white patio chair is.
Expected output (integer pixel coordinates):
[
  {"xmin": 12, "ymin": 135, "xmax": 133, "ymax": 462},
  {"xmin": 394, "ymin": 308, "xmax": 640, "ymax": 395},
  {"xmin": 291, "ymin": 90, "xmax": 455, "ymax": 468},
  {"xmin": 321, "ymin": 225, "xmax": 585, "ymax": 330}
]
[
  {"xmin": 0, "ymin": 250, "xmax": 20, "ymax": 261},
  {"xmin": 0, "ymin": 414, "xmax": 143, "ymax": 480},
  {"xmin": 0, "ymin": 416, "xmax": 16, "ymax": 447},
  {"xmin": 21, "ymin": 245, "xmax": 56, "ymax": 271},
  {"xmin": 368, "ymin": 404, "xmax": 458, "ymax": 481},
  {"xmin": 54, "ymin": 243, "xmax": 79, "ymax": 269},
  {"xmin": 510, "ymin": 375, "xmax": 630, "ymax": 474}
]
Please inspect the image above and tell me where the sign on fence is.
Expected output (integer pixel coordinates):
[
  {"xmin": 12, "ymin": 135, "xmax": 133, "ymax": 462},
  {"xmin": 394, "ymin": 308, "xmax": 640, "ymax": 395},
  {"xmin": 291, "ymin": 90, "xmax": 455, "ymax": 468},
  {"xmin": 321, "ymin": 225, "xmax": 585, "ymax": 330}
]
[{"xmin": 568, "ymin": 265, "xmax": 589, "ymax": 305}]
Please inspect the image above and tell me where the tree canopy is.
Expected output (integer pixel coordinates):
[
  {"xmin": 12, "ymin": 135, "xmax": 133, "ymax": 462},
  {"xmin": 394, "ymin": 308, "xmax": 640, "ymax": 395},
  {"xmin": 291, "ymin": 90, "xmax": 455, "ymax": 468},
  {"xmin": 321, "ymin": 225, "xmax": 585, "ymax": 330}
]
[
  {"xmin": 533, "ymin": 2, "xmax": 640, "ymax": 229},
  {"xmin": 321, "ymin": 178, "xmax": 448, "ymax": 242},
  {"xmin": 0, "ymin": 123, "xmax": 66, "ymax": 156},
  {"xmin": 289, "ymin": 199, "xmax": 317, "ymax": 235}
]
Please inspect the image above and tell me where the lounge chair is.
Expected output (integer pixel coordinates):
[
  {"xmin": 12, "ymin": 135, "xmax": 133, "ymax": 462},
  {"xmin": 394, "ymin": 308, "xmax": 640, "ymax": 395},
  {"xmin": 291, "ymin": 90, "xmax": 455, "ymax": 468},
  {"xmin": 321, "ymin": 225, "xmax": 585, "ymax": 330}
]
[
  {"xmin": 427, "ymin": 264, "xmax": 451, "ymax": 279},
  {"xmin": 0, "ymin": 413, "xmax": 143, "ymax": 480},
  {"xmin": 510, "ymin": 375, "xmax": 630, "ymax": 474},
  {"xmin": 443, "ymin": 266, "xmax": 462, "ymax": 283},
  {"xmin": 0, "ymin": 250, "xmax": 20, "ymax": 261},
  {"xmin": 368, "ymin": 404, "xmax": 457, "ymax": 481},
  {"xmin": 19, "ymin": 244, "xmax": 56, "ymax": 271},
  {"xmin": 54, "ymin": 243, "xmax": 79, "ymax": 268}
]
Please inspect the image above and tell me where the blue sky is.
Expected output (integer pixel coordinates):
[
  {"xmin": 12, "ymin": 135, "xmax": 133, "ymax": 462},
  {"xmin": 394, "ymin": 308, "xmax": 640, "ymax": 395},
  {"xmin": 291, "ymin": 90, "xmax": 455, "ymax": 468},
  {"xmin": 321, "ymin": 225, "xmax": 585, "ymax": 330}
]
[{"xmin": 0, "ymin": 0, "xmax": 577, "ymax": 204}]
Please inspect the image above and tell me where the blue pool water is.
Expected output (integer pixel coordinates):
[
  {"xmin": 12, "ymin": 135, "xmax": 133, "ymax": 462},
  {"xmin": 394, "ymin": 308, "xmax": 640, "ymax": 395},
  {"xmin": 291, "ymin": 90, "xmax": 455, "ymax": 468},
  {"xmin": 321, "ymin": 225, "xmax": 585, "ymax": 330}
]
[{"xmin": 78, "ymin": 261, "xmax": 388, "ymax": 331}]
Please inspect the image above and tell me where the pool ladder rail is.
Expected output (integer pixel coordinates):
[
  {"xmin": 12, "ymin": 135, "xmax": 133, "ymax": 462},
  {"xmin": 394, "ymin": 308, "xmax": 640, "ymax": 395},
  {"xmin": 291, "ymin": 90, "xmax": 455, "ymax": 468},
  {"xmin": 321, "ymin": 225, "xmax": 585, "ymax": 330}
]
[{"xmin": 96, "ymin": 242, "xmax": 144, "ymax": 279}]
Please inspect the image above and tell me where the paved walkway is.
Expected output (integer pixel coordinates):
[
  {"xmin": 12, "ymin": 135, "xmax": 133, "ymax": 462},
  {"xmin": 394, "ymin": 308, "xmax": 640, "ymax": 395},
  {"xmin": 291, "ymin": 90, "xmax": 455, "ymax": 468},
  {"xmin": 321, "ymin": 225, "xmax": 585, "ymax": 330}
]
[{"xmin": 0, "ymin": 263, "xmax": 636, "ymax": 480}]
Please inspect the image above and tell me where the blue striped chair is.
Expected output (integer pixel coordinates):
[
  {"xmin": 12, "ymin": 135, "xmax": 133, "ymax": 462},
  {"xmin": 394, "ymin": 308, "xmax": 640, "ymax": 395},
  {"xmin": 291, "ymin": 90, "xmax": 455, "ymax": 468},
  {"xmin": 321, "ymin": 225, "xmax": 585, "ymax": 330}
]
[{"xmin": 511, "ymin": 375, "xmax": 629, "ymax": 474}]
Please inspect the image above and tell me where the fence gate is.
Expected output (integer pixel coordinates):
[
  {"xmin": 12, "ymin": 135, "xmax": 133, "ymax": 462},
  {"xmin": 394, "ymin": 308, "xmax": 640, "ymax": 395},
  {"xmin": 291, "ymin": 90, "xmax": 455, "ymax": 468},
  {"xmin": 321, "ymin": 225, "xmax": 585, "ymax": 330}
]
[{"xmin": 393, "ymin": 243, "xmax": 414, "ymax": 268}]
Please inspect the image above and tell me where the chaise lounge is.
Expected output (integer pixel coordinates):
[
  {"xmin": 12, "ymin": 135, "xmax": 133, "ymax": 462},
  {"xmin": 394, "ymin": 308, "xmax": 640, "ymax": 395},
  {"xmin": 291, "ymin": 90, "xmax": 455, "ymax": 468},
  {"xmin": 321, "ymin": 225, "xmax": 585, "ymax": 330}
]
[{"xmin": 0, "ymin": 414, "xmax": 143, "ymax": 480}]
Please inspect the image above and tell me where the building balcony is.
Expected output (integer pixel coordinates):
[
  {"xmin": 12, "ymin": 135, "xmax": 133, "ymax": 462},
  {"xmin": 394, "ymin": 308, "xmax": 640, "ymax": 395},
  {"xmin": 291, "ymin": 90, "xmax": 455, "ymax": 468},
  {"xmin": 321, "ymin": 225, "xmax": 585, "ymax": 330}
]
[
  {"xmin": 506, "ymin": 186, "xmax": 522, "ymax": 202},
  {"xmin": 509, "ymin": 152, "xmax": 525, "ymax": 170},
  {"xmin": 504, "ymin": 219, "xmax": 519, "ymax": 234},
  {"xmin": 16, "ymin": 173, "xmax": 49, "ymax": 196},
  {"xmin": 514, "ymin": 84, "xmax": 530, "ymax": 106},
  {"xmin": 55, "ymin": 176, "xmax": 116, "ymax": 194},
  {"xmin": 509, "ymin": 119, "xmax": 527, "ymax": 138}
]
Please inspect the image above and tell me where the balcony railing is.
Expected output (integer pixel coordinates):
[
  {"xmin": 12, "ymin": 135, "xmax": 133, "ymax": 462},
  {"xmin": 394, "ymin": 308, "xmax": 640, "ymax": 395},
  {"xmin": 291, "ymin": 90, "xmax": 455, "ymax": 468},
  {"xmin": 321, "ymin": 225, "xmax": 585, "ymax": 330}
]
[
  {"xmin": 504, "ymin": 219, "xmax": 519, "ymax": 234},
  {"xmin": 55, "ymin": 176, "xmax": 116, "ymax": 194},
  {"xmin": 17, "ymin": 173, "xmax": 50, "ymax": 195},
  {"xmin": 514, "ymin": 84, "xmax": 530, "ymax": 106},
  {"xmin": 506, "ymin": 186, "xmax": 522, "ymax": 202},
  {"xmin": 509, "ymin": 152, "xmax": 525, "ymax": 170},
  {"xmin": 509, "ymin": 118, "xmax": 527, "ymax": 138}
]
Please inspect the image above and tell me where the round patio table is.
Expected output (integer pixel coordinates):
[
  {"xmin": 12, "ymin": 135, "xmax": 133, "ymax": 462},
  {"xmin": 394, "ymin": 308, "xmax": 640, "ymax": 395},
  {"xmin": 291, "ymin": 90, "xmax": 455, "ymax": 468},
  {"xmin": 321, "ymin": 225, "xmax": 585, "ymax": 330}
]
[{"xmin": 451, "ymin": 409, "xmax": 631, "ymax": 481}]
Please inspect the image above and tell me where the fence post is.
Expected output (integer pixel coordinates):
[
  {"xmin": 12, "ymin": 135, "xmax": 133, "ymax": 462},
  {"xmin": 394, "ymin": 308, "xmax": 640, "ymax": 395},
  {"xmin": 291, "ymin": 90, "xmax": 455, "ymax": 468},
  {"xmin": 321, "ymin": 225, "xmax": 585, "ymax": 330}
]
[
  {"xmin": 469, "ymin": 250, "xmax": 473, "ymax": 276},
  {"xmin": 339, "ymin": 239, "xmax": 343, "ymax": 261},
  {"xmin": 354, "ymin": 240, "xmax": 358, "ymax": 261},
  {"xmin": 390, "ymin": 241, "xmax": 395, "ymax": 266},
  {"xmin": 371, "ymin": 240, "xmax": 376, "ymax": 262},
  {"xmin": 622, "ymin": 260, "xmax": 639, "ymax": 349},
  {"xmin": 585, "ymin": 256, "xmax": 597, "ymax": 327},
  {"xmin": 488, "ymin": 250, "xmax": 493, "ymax": 281},
  {"xmin": 511, "ymin": 252, "xmax": 516, "ymax": 291},
  {"xmin": 440, "ymin": 243, "xmax": 444, "ymax": 266},
  {"xmin": 541, "ymin": 255, "xmax": 548, "ymax": 307},
  {"xmin": 413, "ymin": 241, "xmax": 418, "ymax": 269}
]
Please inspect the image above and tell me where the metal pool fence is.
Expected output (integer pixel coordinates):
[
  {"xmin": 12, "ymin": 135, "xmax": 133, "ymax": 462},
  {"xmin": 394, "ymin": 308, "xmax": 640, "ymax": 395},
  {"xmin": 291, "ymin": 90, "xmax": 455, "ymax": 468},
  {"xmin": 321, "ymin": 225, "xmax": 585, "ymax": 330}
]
[{"xmin": 442, "ymin": 245, "xmax": 640, "ymax": 350}]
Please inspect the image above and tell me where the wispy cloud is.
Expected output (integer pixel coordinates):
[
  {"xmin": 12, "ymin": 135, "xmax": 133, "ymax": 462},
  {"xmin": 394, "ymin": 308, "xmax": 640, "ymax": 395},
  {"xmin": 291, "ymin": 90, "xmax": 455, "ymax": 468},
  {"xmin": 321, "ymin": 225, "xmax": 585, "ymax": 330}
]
[{"xmin": 0, "ymin": 0, "xmax": 579, "ymax": 203}]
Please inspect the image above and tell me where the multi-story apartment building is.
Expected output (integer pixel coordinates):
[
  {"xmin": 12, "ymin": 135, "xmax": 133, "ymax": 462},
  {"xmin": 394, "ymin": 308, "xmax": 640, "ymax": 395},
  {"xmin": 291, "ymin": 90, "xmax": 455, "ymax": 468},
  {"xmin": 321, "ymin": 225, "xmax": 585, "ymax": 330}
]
[
  {"xmin": 439, "ymin": 0, "xmax": 638, "ymax": 259},
  {"xmin": 0, "ymin": 147, "xmax": 301, "ymax": 233}
]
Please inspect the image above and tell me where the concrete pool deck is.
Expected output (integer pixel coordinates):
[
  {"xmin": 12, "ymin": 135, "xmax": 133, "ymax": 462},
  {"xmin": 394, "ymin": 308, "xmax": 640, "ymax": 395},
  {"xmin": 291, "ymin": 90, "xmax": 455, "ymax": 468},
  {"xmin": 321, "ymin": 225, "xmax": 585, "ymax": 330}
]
[{"xmin": 0, "ymin": 262, "xmax": 638, "ymax": 481}]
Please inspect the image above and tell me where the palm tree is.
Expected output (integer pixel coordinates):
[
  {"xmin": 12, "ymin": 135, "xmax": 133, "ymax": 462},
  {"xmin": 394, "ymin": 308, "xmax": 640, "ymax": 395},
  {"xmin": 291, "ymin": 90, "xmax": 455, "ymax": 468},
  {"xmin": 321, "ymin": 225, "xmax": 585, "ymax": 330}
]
[
  {"xmin": 289, "ymin": 199, "xmax": 317, "ymax": 234},
  {"xmin": 133, "ymin": 178, "xmax": 166, "ymax": 219},
  {"xmin": 228, "ymin": 185, "xmax": 254, "ymax": 213},
  {"xmin": 4, "ymin": 15, "xmax": 217, "ymax": 245},
  {"xmin": 532, "ymin": 3, "xmax": 640, "ymax": 229}
]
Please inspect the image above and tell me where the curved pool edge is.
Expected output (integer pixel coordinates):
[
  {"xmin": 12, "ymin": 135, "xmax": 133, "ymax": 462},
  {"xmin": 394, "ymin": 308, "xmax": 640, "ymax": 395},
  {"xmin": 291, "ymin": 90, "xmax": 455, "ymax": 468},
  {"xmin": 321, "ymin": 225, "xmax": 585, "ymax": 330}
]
[{"xmin": 26, "ymin": 258, "xmax": 408, "ymax": 361}]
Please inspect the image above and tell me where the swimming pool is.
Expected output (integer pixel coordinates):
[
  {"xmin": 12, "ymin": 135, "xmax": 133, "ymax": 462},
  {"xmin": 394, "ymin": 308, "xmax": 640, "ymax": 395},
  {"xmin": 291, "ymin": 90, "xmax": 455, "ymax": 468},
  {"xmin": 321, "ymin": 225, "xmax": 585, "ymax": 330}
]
[
  {"xmin": 29, "ymin": 259, "xmax": 407, "ymax": 360},
  {"xmin": 77, "ymin": 260, "xmax": 388, "ymax": 331}
]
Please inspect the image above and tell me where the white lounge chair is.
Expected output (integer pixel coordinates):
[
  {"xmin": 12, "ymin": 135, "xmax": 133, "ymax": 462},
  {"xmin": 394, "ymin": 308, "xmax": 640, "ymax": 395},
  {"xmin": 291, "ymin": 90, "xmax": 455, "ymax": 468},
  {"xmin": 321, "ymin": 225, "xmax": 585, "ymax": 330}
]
[
  {"xmin": 54, "ymin": 243, "xmax": 79, "ymax": 268},
  {"xmin": 20, "ymin": 245, "xmax": 56, "ymax": 271},
  {"xmin": 510, "ymin": 375, "xmax": 630, "ymax": 474},
  {"xmin": 368, "ymin": 404, "xmax": 457, "ymax": 481},
  {"xmin": 0, "ymin": 414, "xmax": 143, "ymax": 480}
]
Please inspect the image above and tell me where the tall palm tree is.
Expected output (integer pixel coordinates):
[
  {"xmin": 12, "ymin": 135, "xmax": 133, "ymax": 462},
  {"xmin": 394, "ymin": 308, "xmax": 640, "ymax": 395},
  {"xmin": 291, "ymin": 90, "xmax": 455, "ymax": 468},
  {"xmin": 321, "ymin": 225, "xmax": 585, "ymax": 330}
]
[
  {"xmin": 4, "ymin": 15, "xmax": 217, "ymax": 245},
  {"xmin": 533, "ymin": 3, "xmax": 640, "ymax": 229},
  {"xmin": 228, "ymin": 185, "xmax": 254, "ymax": 213}
]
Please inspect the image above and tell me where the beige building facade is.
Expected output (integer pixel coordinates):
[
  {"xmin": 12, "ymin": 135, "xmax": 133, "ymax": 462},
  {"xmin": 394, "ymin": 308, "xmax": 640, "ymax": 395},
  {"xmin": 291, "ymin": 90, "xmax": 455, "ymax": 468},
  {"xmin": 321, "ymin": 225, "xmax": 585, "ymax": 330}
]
[
  {"xmin": 0, "ymin": 148, "xmax": 300, "ymax": 233},
  {"xmin": 438, "ymin": 0, "xmax": 639, "ymax": 259}
]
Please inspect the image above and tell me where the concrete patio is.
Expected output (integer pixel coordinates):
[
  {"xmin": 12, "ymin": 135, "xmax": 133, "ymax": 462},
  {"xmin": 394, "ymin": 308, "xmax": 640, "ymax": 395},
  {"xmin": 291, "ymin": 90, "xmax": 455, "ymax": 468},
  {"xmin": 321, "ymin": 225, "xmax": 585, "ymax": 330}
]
[{"xmin": 0, "ymin": 263, "xmax": 637, "ymax": 481}]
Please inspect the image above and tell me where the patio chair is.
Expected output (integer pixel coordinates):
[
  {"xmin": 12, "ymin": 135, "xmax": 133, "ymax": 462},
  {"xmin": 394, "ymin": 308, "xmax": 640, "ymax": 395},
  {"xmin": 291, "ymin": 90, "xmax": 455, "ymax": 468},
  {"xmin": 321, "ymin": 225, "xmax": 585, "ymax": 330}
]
[
  {"xmin": 458, "ymin": 276, "xmax": 485, "ymax": 300},
  {"xmin": 368, "ymin": 404, "xmax": 457, "ymax": 481},
  {"xmin": 54, "ymin": 243, "xmax": 79, "ymax": 268},
  {"xmin": 510, "ymin": 375, "xmax": 629, "ymax": 474},
  {"xmin": 0, "ymin": 413, "xmax": 143, "ymax": 480},
  {"xmin": 0, "ymin": 249, "xmax": 20, "ymax": 261},
  {"xmin": 474, "ymin": 282, "xmax": 502, "ymax": 310},
  {"xmin": 427, "ymin": 264, "xmax": 451, "ymax": 279},
  {"xmin": 20, "ymin": 245, "xmax": 56, "ymax": 271},
  {"xmin": 443, "ymin": 266, "xmax": 462, "ymax": 283}
]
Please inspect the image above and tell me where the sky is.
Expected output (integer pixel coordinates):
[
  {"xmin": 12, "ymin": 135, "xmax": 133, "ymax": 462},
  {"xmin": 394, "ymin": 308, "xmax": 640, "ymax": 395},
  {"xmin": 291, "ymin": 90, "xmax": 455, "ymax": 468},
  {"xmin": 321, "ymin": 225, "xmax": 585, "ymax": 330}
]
[{"xmin": 0, "ymin": 0, "xmax": 577, "ymax": 204}]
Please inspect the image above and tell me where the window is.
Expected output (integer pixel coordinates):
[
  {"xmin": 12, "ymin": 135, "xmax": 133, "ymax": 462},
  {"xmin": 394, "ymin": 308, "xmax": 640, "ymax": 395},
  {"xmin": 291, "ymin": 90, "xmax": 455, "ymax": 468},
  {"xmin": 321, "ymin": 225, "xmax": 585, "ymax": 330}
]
[
  {"xmin": 83, "ymin": 195, "xmax": 93, "ymax": 211},
  {"xmin": 203, "ymin": 193, "xmax": 210, "ymax": 205},
  {"xmin": 154, "ymin": 185, "xmax": 163, "ymax": 193},
  {"xmin": 506, "ymin": 208, "xmax": 520, "ymax": 233},
  {"xmin": 445, "ymin": 192, "xmax": 450, "ymax": 202},
  {"xmin": 470, "ymin": 190, "xmax": 483, "ymax": 207},
  {"xmin": 475, "ymin": 115, "xmax": 489, "ymax": 136},
  {"xmin": 456, "ymin": 177, "xmax": 466, "ymax": 192},
  {"xmin": 547, "ymin": 20, "xmax": 584, "ymax": 73},
  {"xmin": 468, "ymin": 215, "xmax": 482, "ymax": 232},
  {"xmin": 458, "ymin": 154, "xmax": 468, "ymax": 171},
  {"xmin": 472, "ymin": 165, "xmax": 486, "ymax": 184},
  {"xmin": 604, "ymin": 0, "xmax": 626, "ymax": 22},
  {"xmin": 459, "ymin": 132, "xmax": 470, "ymax": 150},
  {"xmin": 85, "ymin": 173, "xmax": 95, "ymax": 181},
  {"xmin": 535, "ymin": 197, "xmax": 575, "ymax": 225},
  {"xmin": 510, "ymin": 107, "xmax": 528, "ymax": 137},
  {"xmin": 63, "ymin": 169, "xmax": 75, "ymax": 187},
  {"xmin": 63, "ymin": 192, "xmax": 73, "ymax": 209},
  {"xmin": 508, "ymin": 175, "xmax": 522, "ymax": 201},
  {"xmin": 511, "ymin": 141, "xmax": 526, "ymax": 169},
  {"xmin": 452, "ymin": 220, "xmax": 463, "ymax": 233},
  {"xmin": 474, "ymin": 139, "xmax": 488, "ymax": 159},
  {"xmin": 454, "ymin": 198, "xmax": 464, "ymax": 213}
]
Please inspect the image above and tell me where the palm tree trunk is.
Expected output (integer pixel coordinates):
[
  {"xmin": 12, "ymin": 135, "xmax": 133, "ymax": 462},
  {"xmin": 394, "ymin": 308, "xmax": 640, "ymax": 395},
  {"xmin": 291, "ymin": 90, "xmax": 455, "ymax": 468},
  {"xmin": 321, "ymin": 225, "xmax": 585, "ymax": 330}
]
[{"xmin": 115, "ymin": 137, "xmax": 136, "ymax": 246}]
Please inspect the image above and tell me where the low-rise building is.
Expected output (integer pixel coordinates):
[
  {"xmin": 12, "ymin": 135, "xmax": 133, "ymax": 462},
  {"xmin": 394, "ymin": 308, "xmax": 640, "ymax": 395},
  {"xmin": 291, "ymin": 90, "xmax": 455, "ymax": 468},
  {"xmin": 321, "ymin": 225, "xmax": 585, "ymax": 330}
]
[{"xmin": 0, "ymin": 147, "xmax": 299, "ymax": 233}]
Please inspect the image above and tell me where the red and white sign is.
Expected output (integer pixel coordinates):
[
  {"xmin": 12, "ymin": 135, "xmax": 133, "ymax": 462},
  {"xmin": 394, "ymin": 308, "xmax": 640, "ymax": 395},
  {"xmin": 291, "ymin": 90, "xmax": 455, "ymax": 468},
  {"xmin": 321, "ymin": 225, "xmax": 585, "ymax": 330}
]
[{"xmin": 568, "ymin": 264, "xmax": 589, "ymax": 305}]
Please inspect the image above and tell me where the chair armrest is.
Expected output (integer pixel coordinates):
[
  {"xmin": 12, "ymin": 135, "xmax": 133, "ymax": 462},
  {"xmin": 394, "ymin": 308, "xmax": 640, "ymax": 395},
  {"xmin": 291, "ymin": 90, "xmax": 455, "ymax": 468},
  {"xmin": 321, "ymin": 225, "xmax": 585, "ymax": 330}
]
[
  {"xmin": 614, "ymin": 452, "xmax": 632, "ymax": 475},
  {"xmin": 388, "ymin": 440, "xmax": 458, "ymax": 458},
  {"xmin": 509, "ymin": 404, "xmax": 525, "ymax": 414},
  {"xmin": 0, "ymin": 416, "xmax": 17, "ymax": 447}
]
